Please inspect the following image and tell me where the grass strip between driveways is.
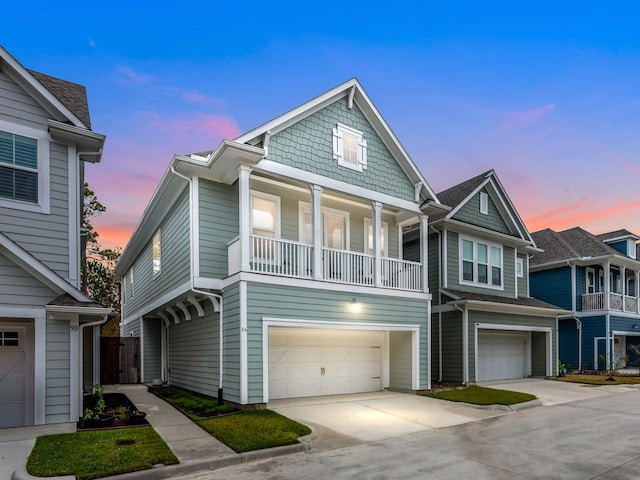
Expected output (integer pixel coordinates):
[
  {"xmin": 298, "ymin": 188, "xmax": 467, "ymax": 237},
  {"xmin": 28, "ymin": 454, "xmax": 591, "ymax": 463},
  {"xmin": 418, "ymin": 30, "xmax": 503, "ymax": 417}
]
[
  {"xmin": 554, "ymin": 374, "xmax": 640, "ymax": 385},
  {"xmin": 423, "ymin": 385, "xmax": 536, "ymax": 405},
  {"xmin": 198, "ymin": 410, "xmax": 312, "ymax": 453},
  {"xmin": 26, "ymin": 426, "xmax": 178, "ymax": 480},
  {"xmin": 149, "ymin": 385, "xmax": 236, "ymax": 420}
]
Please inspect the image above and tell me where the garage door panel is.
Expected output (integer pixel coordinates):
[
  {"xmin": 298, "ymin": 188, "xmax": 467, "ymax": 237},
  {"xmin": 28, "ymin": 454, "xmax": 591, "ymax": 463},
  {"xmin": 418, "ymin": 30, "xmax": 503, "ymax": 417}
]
[
  {"xmin": 478, "ymin": 331, "xmax": 527, "ymax": 382},
  {"xmin": 269, "ymin": 328, "xmax": 383, "ymax": 400},
  {"xmin": 0, "ymin": 330, "xmax": 28, "ymax": 428}
]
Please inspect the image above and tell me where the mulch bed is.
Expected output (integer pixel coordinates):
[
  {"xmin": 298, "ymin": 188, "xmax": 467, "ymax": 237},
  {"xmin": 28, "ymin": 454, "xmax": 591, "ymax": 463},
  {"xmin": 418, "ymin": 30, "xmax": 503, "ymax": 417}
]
[{"xmin": 79, "ymin": 393, "xmax": 149, "ymax": 430}]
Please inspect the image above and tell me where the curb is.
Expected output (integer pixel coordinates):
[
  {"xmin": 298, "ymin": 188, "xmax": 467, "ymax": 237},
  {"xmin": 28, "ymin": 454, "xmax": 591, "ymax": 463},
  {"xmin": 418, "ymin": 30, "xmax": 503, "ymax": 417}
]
[
  {"xmin": 458, "ymin": 398, "xmax": 542, "ymax": 412},
  {"xmin": 13, "ymin": 441, "xmax": 309, "ymax": 480}
]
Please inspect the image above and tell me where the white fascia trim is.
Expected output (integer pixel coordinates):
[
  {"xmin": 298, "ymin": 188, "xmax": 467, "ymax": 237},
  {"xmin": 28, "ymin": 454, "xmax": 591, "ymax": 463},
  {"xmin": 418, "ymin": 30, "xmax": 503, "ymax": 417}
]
[
  {"xmin": 255, "ymin": 159, "xmax": 422, "ymax": 213},
  {"xmin": 261, "ymin": 317, "xmax": 422, "ymax": 402},
  {"xmin": 475, "ymin": 322, "xmax": 553, "ymax": 333},
  {"xmin": 69, "ymin": 314, "xmax": 79, "ymax": 421},
  {"xmin": 194, "ymin": 276, "xmax": 223, "ymax": 290},
  {"xmin": 121, "ymin": 280, "xmax": 192, "ymax": 325},
  {"xmin": 0, "ymin": 46, "xmax": 87, "ymax": 128},
  {"xmin": 0, "ymin": 232, "xmax": 90, "ymax": 302},
  {"xmin": 221, "ymin": 271, "xmax": 431, "ymax": 300},
  {"xmin": 451, "ymin": 299, "xmax": 567, "ymax": 316},
  {"xmin": 46, "ymin": 305, "xmax": 111, "ymax": 316},
  {"xmin": 240, "ymin": 281, "xmax": 248, "ymax": 404},
  {"xmin": 612, "ymin": 330, "xmax": 640, "ymax": 336}
]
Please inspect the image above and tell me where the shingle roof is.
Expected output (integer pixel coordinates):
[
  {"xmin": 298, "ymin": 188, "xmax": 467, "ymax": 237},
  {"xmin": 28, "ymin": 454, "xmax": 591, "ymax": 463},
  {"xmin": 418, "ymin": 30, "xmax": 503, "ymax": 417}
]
[
  {"xmin": 28, "ymin": 69, "xmax": 92, "ymax": 129},
  {"xmin": 429, "ymin": 170, "xmax": 492, "ymax": 221},
  {"xmin": 531, "ymin": 227, "xmax": 621, "ymax": 266},
  {"xmin": 442, "ymin": 288, "xmax": 565, "ymax": 310},
  {"xmin": 48, "ymin": 293, "xmax": 106, "ymax": 309},
  {"xmin": 596, "ymin": 229, "xmax": 640, "ymax": 241}
]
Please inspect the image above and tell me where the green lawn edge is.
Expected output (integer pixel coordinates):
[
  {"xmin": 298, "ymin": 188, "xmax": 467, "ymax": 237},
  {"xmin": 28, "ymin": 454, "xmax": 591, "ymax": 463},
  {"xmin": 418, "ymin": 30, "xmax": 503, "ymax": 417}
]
[
  {"xmin": 198, "ymin": 410, "xmax": 312, "ymax": 453},
  {"xmin": 554, "ymin": 373, "xmax": 640, "ymax": 385},
  {"xmin": 26, "ymin": 426, "xmax": 178, "ymax": 480},
  {"xmin": 421, "ymin": 385, "xmax": 537, "ymax": 405},
  {"xmin": 147, "ymin": 385, "xmax": 235, "ymax": 421}
]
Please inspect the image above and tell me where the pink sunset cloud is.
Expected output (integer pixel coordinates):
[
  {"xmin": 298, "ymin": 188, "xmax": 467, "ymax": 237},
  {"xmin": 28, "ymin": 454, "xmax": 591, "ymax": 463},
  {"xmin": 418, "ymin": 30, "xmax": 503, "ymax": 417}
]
[
  {"xmin": 146, "ymin": 112, "xmax": 242, "ymax": 146},
  {"xmin": 180, "ymin": 90, "xmax": 226, "ymax": 109},
  {"xmin": 500, "ymin": 104, "xmax": 555, "ymax": 131},
  {"xmin": 116, "ymin": 65, "xmax": 153, "ymax": 84}
]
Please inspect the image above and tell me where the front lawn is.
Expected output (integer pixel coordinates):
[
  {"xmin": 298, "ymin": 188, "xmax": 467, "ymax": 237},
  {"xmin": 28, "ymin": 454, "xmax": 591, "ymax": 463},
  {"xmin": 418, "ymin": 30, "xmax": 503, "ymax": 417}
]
[
  {"xmin": 422, "ymin": 385, "xmax": 536, "ymax": 405},
  {"xmin": 555, "ymin": 373, "xmax": 640, "ymax": 385},
  {"xmin": 198, "ymin": 409, "xmax": 311, "ymax": 453},
  {"xmin": 26, "ymin": 426, "xmax": 178, "ymax": 480}
]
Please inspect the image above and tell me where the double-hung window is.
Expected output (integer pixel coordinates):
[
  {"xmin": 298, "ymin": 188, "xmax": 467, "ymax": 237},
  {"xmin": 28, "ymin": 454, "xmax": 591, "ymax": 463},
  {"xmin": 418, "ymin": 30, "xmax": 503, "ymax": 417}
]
[
  {"xmin": 152, "ymin": 230, "xmax": 161, "ymax": 277},
  {"xmin": 251, "ymin": 191, "xmax": 280, "ymax": 264},
  {"xmin": 0, "ymin": 130, "xmax": 38, "ymax": 203},
  {"xmin": 364, "ymin": 218, "xmax": 388, "ymax": 257},
  {"xmin": 460, "ymin": 236, "xmax": 503, "ymax": 288}
]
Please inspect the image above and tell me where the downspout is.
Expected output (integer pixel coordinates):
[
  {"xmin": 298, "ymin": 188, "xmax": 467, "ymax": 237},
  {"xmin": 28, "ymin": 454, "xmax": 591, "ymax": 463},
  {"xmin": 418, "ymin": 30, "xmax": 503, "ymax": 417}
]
[
  {"xmin": 171, "ymin": 166, "xmax": 225, "ymax": 404},
  {"xmin": 454, "ymin": 304, "xmax": 468, "ymax": 385},
  {"xmin": 431, "ymin": 225, "xmax": 443, "ymax": 383},
  {"xmin": 78, "ymin": 315, "xmax": 108, "ymax": 418}
]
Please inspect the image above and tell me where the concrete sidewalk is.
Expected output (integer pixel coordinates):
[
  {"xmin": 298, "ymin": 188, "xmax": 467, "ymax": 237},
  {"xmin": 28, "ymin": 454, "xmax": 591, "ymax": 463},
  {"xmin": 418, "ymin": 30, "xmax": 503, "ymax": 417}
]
[{"xmin": 5, "ymin": 384, "xmax": 307, "ymax": 480}]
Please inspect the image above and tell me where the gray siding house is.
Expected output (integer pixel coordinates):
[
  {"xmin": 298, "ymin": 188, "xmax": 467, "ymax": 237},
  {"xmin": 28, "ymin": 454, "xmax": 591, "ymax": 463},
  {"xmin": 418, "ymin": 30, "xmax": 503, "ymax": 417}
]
[
  {"xmin": 0, "ymin": 46, "xmax": 110, "ymax": 428},
  {"xmin": 115, "ymin": 79, "xmax": 447, "ymax": 406},
  {"xmin": 407, "ymin": 170, "xmax": 566, "ymax": 384}
]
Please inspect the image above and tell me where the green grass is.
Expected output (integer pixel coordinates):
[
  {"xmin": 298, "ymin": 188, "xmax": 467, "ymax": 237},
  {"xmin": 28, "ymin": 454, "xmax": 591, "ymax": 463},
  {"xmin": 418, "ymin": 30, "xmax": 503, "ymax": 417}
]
[
  {"xmin": 198, "ymin": 410, "xmax": 312, "ymax": 453},
  {"xmin": 554, "ymin": 373, "xmax": 640, "ymax": 385},
  {"xmin": 149, "ymin": 386, "xmax": 235, "ymax": 420},
  {"xmin": 422, "ymin": 385, "xmax": 537, "ymax": 405},
  {"xmin": 26, "ymin": 426, "xmax": 178, "ymax": 480}
]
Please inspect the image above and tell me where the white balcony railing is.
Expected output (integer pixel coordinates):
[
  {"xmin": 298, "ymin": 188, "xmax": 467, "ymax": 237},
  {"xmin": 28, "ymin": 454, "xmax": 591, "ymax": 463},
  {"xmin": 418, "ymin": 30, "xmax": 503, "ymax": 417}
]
[
  {"xmin": 250, "ymin": 235, "xmax": 313, "ymax": 279},
  {"xmin": 582, "ymin": 292, "xmax": 639, "ymax": 312},
  {"xmin": 238, "ymin": 235, "xmax": 423, "ymax": 291}
]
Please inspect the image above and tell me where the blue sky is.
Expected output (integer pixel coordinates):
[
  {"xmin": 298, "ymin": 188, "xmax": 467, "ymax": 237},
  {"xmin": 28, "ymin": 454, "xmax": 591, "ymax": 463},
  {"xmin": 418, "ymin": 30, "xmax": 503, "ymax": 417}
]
[{"xmin": 5, "ymin": 2, "xmax": 640, "ymax": 248}]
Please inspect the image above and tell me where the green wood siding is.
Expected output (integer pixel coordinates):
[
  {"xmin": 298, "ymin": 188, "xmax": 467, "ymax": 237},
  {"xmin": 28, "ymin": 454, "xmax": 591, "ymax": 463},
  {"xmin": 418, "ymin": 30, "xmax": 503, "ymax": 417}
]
[
  {"xmin": 168, "ymin": 301, "xmax": 220, "ymax": 398},
  {"xmin": 143, "ymin": 319, "xmax": 161, "ymax": 382},
  {"xmin": 222, "ymin": 283, "xmax": 241, "ymax": 402},
  {"xmin": 45, "ymin": 318, "xmax": 70, "ymax": 423},
  {"xmin": 122, "ymin": 319, "xmax": 140, "ymax": 338},
  {"xmin": 123, "ymin": 188, "xmax": 190, "ymax": 317},
  {"xmin": 432, "ymin": 311, "xmax": 463, "ymax": 383},
  {"xmin": 268, "ymin": 98, "xmax": 416, "ymax": 202},
  {"xmin": 452, "ymin": 188, "xmax": 511, "ymax": 235},
  {"xmin": 199, "ymin": 179, "xmax": 238, "ymax": 278},
  {"xmin": 246, "ymin": 282, "xmax": 429, "ymax": 402},
  {"xmin": 389, "ymin": 331, "xmax": 412, "ymax": 390},
  {"xmin": 517, "ymin": 254, "xmax": 528, "ymax": 298}
]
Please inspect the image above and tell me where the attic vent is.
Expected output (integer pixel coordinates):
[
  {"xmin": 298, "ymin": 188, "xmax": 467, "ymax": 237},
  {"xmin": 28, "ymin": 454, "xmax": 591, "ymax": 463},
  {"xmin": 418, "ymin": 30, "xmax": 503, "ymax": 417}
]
[{"xmin": 480, "ymin": 192, "xmax": 489, "ymax": 215}]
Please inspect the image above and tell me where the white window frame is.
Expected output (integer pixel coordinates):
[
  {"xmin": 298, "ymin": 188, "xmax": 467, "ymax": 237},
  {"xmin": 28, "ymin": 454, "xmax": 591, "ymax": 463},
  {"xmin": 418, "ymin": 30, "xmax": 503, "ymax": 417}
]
[
  {"xmin": 298, "ymin": 202, "xmax": 350, "ymax": 249},
  {"xmin": 127, "ymin": 267, "xmax": 134, "ymax": 301},
  {"xmin": 333, "ymin": 123, "xmax": 367, "ymax": 172},
  {"xmin": 152, "ymin": 229, "xmax": 161, "ymax": 277},
  {"xmin": 250, "ymin": 190, "xmax": 281, "ymax": 239},
  {"xmin": 459, "ymin": 235, "xmax": 504, "ymax": 290},
  {"xmin": 479, "ymin": 192, "xmax": 489, "ymax": 215},
  {"xmin": 516, "ymin": 257, "xmax": 524, "ymax": 278},
  {"xmin": 0, "ymin": 119, "xmax": 50, "ymax": 214},
  {"xmin": 0, "ymin": 330, "xmax": 20, "ymax": 348},
  {"xmin": 364, "ymin": 218, "xmax": 389, "ymax": 257}
]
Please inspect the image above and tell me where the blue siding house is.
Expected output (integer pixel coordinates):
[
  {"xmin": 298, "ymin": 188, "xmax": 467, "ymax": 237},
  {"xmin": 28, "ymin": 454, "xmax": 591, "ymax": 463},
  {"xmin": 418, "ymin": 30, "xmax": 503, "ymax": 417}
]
[{"xmin": 530, "ymin": 228, "xmax": 640, "ymax": 371}]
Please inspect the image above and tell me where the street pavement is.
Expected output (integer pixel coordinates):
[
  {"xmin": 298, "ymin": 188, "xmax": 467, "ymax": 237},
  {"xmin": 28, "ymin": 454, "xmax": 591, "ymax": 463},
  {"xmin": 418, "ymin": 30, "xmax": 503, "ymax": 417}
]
[{"xmin": 171, "ymin": 385, "xmax": 640, "ymax": 480}]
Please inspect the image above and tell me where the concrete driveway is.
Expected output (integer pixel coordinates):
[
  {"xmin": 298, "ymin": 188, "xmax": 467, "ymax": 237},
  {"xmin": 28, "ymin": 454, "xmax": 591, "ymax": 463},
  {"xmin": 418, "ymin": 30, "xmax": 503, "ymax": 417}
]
[
  {"xmin": 480, "ymin": 378, "xmax": 640, "ymax": 406},
  {"xmin": 269, "ymin": 390, "xmax": 507, "ymax": 450}
]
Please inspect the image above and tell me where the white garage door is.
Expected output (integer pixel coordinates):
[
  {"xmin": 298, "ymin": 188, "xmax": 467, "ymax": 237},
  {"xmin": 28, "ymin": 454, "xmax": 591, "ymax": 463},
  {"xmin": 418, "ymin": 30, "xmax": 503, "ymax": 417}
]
[
  {"xmin": 269, "ymin": 328, "xmax": 382, "ymax": 400},
  {"xmin": 477, "ymin": 331, "xmax": 527, "ymax": 382},
  {"xmin": 0, "ymin": 330, "xmax": 26, "ymax": 428}
]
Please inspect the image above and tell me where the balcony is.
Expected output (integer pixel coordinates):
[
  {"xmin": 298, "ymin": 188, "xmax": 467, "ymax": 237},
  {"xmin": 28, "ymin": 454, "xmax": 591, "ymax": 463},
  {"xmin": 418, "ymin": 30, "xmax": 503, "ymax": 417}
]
[
  {"xmin": 228, "ymin": 235, "xmax": 423, "ymax": 292},
  {"xmin": 581, "ymin": 292, "xmax": 639, "ymax": 313}
]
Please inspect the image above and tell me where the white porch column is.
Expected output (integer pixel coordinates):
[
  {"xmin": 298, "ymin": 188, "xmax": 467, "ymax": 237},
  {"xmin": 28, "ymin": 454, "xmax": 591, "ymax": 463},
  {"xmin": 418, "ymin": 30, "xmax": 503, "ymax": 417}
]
[
  {"xmin": 621, "ymin": 265, "xmax": 626, "ymax": 311},
  {"xmin": 239, "ymin": 165, "xmax": 252, "ymax": 272},
  {"xmin": 311, "ymin": 185, "xmax": 323, "ymax": 280},
  {"xmin": 372, "ymin": 201, "xmax": 382, "ymax": 287},
  {"xmin": 636, "ymin": 270, "xmax": 640, "ymax": 314},
  {"xmin": 604, "ymin": 262, "xmax": 610, "ymax": 310},
  {"xmin": 70, "ymin": 314, "xmax": 79, "ymax": 422},
  {"xmin": 420, "ymin": 215, "xmax": 429, "ymax": 293}
]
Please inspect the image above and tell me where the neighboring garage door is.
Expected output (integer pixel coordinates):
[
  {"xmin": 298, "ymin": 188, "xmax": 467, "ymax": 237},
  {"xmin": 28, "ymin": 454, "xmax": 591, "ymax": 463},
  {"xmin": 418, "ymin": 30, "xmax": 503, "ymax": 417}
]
[
  {"xmin": 269, "ymin": 328, "xmax": 382, "ymax": 400},
  {"xmin": 0, "ymin": 329, "xmax": 26, "ymax": 428},
  {"xmin": 477, "ymin": 331, "xmax": 527, "ymax": 382}
]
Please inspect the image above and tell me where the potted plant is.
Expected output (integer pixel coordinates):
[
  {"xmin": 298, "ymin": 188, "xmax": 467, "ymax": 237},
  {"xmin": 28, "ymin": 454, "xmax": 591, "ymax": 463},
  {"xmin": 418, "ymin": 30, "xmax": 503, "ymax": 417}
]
[{"xmin": 128, "ymin": 409, "xmax": 147, "ymax": 425}]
